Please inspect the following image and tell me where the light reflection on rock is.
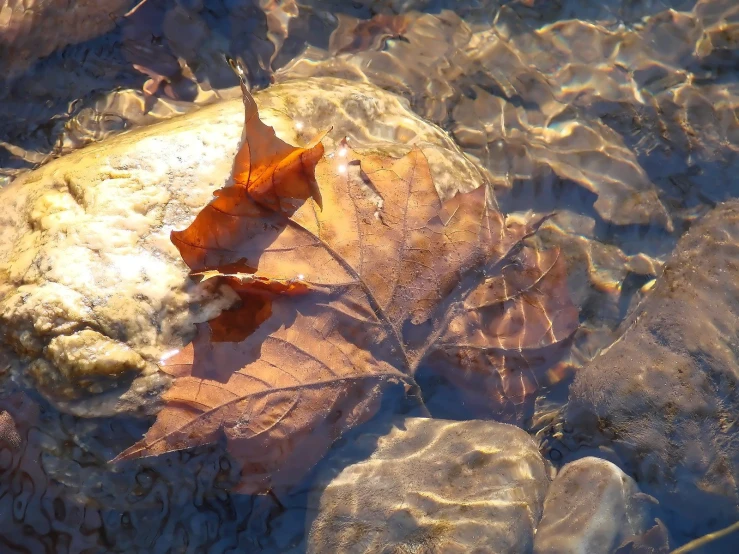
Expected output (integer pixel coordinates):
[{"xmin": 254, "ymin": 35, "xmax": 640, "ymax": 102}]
[
  {"xmin": 0, "ymin": 0, "xmax": 737, "ymax": 550},
  {"xmin": 2, "ymin": 1, "xmax": 736, "ymax": 233},
  {"xmin": 306, "ymin": 418, "xmax": 550, "ymax": 554},
  {"xmin": 281, "ymin": 3, "xmax": 737, "ymax": 229},
  {"xmin": 533, "ymin": 457, "xmax": 669, "ymax": 554}
]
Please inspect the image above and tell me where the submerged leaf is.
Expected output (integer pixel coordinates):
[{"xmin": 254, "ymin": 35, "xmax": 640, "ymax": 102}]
[
  {"xmin": 170, "ymin": 76, "xmax": 326, "ymax": 272},
  {"xmin": 113, "ymin": 84, "xmax": 579, "ymax": 492},
  {"xmin": 113, "ymin": 291, "xmax": 408, "ymax": 493},
  {"xmin": 424, "ymin": 246, "xmax": 579, "ymax": 412}
]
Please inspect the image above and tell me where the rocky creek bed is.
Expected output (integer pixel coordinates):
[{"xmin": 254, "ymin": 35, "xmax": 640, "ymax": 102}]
[{"xmin": 1, "ymin": 1, "xmax": 738, "ymax": 553}]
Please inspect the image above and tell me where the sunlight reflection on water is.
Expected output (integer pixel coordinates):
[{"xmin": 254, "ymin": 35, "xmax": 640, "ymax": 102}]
[{"xmin": 1, "ymin": 0, "xmax": 738, "ymax": 552}]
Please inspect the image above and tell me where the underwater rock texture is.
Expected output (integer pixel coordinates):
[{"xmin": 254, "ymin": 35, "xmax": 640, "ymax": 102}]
[
  {"xmin": 0, "ymin": 0, "xmax": 136, "ymax": 77},
  {"xmin": 0, "ymin": 77, "xmax": 483, "ymax": 417},
  {"xmin": 533, "ymin": 457, "xmax": 668, "ymax": 554},
  {"xmin": 564, "ymin": 200, "xmax": 739, "ymax": 543},
  {"xmin": 281, "ymin": 2, "xmax": 738, "ymax": 229},
  {"xmin": 3, "ymin": 1, "xmax": 736, "ymax": 231},
  {"xmin": 306, "ymin": 417, "xmax": 550, "ymax": 554},
  {"xmin": 279, "ymin": 11, "xmax": 679, "ymax": 230},
  {"xmin": 0, "ymin": 389, "xmax": 276, "ymax": 553}
]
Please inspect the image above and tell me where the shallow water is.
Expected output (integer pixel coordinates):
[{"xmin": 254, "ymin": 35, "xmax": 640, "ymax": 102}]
[{"xmin": 0, "ymin": 0, "xmax": 738, "ymax": 552}]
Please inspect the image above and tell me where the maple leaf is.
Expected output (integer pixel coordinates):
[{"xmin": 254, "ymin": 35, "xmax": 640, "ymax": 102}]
[
  {"xmin": 423, "ymin": 246, "xmax": 579, "ymax": 415},
  {"xmin": 113, "ymin": 79, "xmax": 579, "ymax": 493}
]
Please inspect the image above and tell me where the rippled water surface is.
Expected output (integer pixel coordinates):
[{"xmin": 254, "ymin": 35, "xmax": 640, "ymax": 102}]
[{"xmin": 1, "ymin": 0, "xmax": 738, "ymax": 552}]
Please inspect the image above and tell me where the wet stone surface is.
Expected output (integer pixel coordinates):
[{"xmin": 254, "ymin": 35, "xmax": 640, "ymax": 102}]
[
  {"xmin": 305, "ymin": 417, "xmax": 550, "ymax": 554},
  {"xmin": 0, "ymin": 0, "xmax": 738, "ymax": 552},
  {"xmin": 279, "ymin": 1, "xmax": 738, "ymax": 233},
  {"xmin": 562, "ymin": 200, "xmax": 739, "ymax": 544},
  {"xmin": 0, "ymin": 0, "xmax": 136, "ymax": 77},
  {"xmin": 533, "ymin": 457, "xmax": 669, "ymax": 554},
  {"xmin": 0, "ymin": 389, "xmax": 287, "ymax": 553}
]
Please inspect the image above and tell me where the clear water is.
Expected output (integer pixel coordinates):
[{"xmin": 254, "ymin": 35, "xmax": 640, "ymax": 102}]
[{"xmin": 0, "ymin": 0, "xmax": 737, "ymax": 552}]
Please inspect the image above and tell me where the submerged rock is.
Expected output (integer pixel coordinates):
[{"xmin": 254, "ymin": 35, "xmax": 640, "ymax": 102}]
[
  {"xmin": 0, "ymin": 0, "xmax": 135, "ymax": 78},
  {"xmin": 563, "ymin": 200, "xmax": 739, "ymax": 543},
  {"xmin": 279, "ymin": 10, "xmax": 684, "ymax": 230},
  {"xmin": 533, "ymin": 457, "xmax": 668, "ymax": 554},
  {"xmin": 306, "ymin": 417, "xmax": 550, "ymax": 554},
  {"xmin": 0, "ymin": 77, "xmax": 485, "ymax": 417}
]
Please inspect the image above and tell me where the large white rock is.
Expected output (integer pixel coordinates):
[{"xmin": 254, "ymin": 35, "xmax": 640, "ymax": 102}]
[
  {"xmin": 306, "ymin": 417, "xmax": 550, "ymax": 554},
  {"xmin": 0, "ymin": 77, "xmax": 485, "ymax": 417}
]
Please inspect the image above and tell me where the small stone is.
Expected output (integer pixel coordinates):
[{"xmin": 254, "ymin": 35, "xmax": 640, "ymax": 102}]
[
  {"xmin": 306, "ymin": 417, "xmax": 550, "ymax": 554},
  {"xmin": 533, "ymin": 457, "xmax": 667, "ymax": 554},
  {"xmin": 0, "ymin": 410, "xmax": 22, "ymax": 451}
]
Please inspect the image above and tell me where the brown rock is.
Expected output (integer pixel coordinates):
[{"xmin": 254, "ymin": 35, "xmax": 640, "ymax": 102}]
[
  {"xmin": 306, "ymin": 418, "xmax": 550, "ymax": 554},
  {"xmin": 534, "ymin": 457, "xmax": 667, "ymax": 554},
  {"xmin": 564, "ymin": 200, "xmax": 739, "ymax": 544}
]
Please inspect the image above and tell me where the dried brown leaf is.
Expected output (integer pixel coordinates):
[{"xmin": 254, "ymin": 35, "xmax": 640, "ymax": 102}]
[
  {"xmin": 425, "ymin": 246, "xmax": 579, "ymax": 413},
  {"xmin": 113, "ymin": 81, "xmax": 579, "ymax": 492}
]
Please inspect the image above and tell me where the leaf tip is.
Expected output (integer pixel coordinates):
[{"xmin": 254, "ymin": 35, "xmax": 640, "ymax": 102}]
[{"xmin": 110, "ymin": 445, "xmax": 142, "ymax": 464}]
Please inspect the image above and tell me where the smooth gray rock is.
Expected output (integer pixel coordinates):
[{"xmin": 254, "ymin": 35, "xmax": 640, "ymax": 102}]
[
  {"xmin": 534, "ymin": 457, "xmax": 667, "ymax": 554},
  {"xmin": 306, "ymin": 417, "xmax": 550, "ymax": 554},
  {"xmin": 563, "ymin": 200, "xmax": 739, "ymax": 543}
]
